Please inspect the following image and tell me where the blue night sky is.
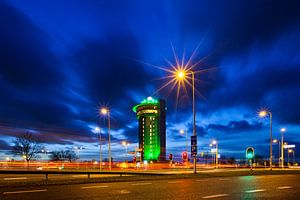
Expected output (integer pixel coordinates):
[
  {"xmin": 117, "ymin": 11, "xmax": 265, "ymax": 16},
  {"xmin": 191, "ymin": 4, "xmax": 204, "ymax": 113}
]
[{"xmin": 0, "ymin": 0, "xmax": 300, "ymax": 161}]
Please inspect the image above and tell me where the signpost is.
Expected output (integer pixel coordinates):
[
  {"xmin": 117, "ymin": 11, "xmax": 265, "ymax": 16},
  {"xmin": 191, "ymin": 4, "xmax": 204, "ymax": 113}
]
[{"xmin": 191, "ymin": 136, "xmax": 197, "ymax": 158}]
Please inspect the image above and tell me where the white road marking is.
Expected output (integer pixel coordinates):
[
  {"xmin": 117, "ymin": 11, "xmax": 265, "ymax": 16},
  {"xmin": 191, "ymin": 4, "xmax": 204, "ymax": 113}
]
[
  {"xmin": 118, "ymin": 189, "xmax": 131, "ymax": 194},
  {"xmin": 4, "ymin": 177, "xmax": 28, "ymax": 180},
  {"xmin": 196, "ymin": 179, "xmax": 209, "ymax": 182},
  {"xmin": 277, "ymin": 186, "xmax": 292, "ymax": 190},
  {"xmin": 168, "ymin": 181, "xmax": 184, "ymax": 184},
  {"xmin": 131, "ymin": 182, "xmax": 152, "ymax": 186},
  {"xmin": 81, "ymin": 185, "xmax": 109, "ymax": 189},
  {"xmin": 219, "ymin": 178, "xmax": 229, "ymax": 181},
  {"xmin": 3, "ymin": 189, "xmax": 47, "ymax": 195},
  {"xmin": 202, "ymin": 194, "xmax": 229, "ymax": 199},
  {"xmin": 245, "ymin": 189, "xmax": 265, "ymax": 193}
]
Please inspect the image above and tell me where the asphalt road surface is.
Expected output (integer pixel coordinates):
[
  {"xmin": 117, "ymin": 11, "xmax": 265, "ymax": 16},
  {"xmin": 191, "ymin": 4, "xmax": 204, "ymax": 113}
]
[
  {"xmin": 1, "ymin": 174, "xmax": 299, "ymax": 200},
  {"xmin": 0, "ymin": 173, "xmax": 126, "ymax": 183}
]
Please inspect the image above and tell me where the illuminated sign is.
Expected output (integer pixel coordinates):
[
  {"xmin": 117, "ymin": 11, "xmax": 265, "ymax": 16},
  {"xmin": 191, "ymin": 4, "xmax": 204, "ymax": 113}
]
[{"xmin": 284, "ymin": 144, "xmax": 295, "ymax": 149}]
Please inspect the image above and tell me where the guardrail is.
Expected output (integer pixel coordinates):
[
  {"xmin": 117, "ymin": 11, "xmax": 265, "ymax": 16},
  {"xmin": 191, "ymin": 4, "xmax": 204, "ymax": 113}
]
[{"xmin": 0, "ymin": 170, "xmax": 167, "ymax": 180}]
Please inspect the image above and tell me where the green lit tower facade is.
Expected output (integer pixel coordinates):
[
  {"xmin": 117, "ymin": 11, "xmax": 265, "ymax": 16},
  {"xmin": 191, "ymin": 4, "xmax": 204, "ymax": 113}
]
[{"xmin": 133, "ymin": 97, "xmax": 166, "ymax": 161}]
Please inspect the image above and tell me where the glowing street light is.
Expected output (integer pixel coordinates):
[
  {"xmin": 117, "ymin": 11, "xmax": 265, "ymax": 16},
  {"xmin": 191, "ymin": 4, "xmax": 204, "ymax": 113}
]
[
  {"xmin": 288, "ymin": 149, "xmax": 295, "ymax": 165},
  {"xmin": 149, "ymin": 47, "xmax": 214, "ymax": 173},
  {"xmin": 174, "ymin": 68, "xmax": 197, "ymax": 174},
  {"xmin": 94, "ymin": 126, "xmax": 102, "ymax": 171},
  {"xmin": 101, "ymin": 108, "xmax": 108, "ymax": 115},
  {"xmin": 100, "ymin": 107, "xmax": 111, "ymax": 170},
  {"xmin": 259, "ymin": 109, "xmax": 273, "ymax": 170},
  {"xmin": 176, "ymin": 70, "xmax": 186, "ymax": 80},
  {"xmin": 272, "ymin": 139, "xmax": 280, "ymax": 166},
  {"xmin": 122, "ymin": 141, "xmax": 129, "ymax": 161},
  {"xmin": 280, "ymin": 128, "xmax": 286, "ymax": 168},
  {"xmin": 210, "ymin": 140, "xmax": 218, "ymax": 168},
  {"xmin": 74, "ymin": 146, "xmax": 84, "ymax": 161},
  {"xmin": 259, "ymin": 110, "xmax": 268, "ymax": 117}
]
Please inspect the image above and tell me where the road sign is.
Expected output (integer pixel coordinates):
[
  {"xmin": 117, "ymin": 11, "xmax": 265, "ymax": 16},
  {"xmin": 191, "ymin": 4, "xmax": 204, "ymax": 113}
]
[
  {"xmin": 211, "ymin": 148, "xmax": 217, "ymax": 153},
  {"xmin": 284, "ymin": 144, "xmax": 295, "ymax": 149},
  {"xmin": 191, "ymin": 136, "xmax": 197, "ymax": 157}
]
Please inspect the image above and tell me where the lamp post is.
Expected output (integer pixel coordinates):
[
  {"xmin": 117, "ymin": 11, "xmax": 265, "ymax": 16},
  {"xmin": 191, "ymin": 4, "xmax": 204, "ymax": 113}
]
[
  {"xmin": 259, "ymin": 110, "xmax": 273, "ymax": 170},
  {"xmin": 41, "ymin": 149, "xmax": 48, "ymax": 168},
  {"xmin": 176, "ymin": 70, "xmax": 197, "ymax": 174},
  {"xmin": 180, "ymin": 129, "xmax": 188, "ymax": 155},
  {"xmin": 94, "ymin": 127, "xmax": 102, "ymax": 171},
  {"xmin": 211, "ymin": 140, "xmax": 218, "ymax": 168},
  {"xmin": 209, "ymin": 143, "xmax": 214, "ymax": 166},
  {"xmin": 288, "ymin": 149, "xmax": 292, "ymax": 166},
  {"xmin": 122, "ymin": 141, "xmax": 129, "ymax": 162},
  {"xmin": 272, "ymin": 139, "xmax": 280, "ymax": 166},
  {"xmin": 280, "ymin": 128, "xmax": 286, "ymax": 168},
  {"xmin": 101, "ymin": 107, "xmax": 111, "ymax": 170},
  {"xmin": 74, "ymin": 146, "xmax": 84, "ymax": 160}
]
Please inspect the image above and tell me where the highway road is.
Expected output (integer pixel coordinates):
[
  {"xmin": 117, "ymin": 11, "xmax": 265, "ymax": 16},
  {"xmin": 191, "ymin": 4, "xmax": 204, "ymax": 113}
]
[
  {"xmin": 1, "ymin": 174, "xmax": 299, "ymax": 199},
  {"xmin": 0, "ymin": 173, "xmax": 126, "ymax": 183}
]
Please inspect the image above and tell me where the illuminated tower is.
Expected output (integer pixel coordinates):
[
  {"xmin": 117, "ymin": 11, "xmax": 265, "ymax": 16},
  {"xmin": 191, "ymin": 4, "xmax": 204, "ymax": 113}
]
[{"xmin": 133, "ymin": 97, "xmax": 166, "ymax": 161}]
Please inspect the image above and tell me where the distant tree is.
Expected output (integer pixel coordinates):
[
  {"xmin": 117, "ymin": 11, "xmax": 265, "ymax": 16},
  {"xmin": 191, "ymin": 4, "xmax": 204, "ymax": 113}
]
[
  {"xmin": 12, "ymin": 132, "xmax": 43, "ymax": 163},
  {"xmin": 253, "ymin": 154, "xmax": 264, "ymax": 165},
  {"xmin": 50, "ymin": 150, "xmax": 77, "ymax": 162}
]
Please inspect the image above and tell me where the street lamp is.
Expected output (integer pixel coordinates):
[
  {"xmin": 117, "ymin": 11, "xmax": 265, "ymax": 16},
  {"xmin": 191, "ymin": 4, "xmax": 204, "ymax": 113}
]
[
  {"xmin": 288, "ymin": 149, "xmax": 294, "ymax": 165},
  {"xmin": 179, "ymin": 129, "xmax": 188, "ymax": 155},
  {"xmin": 211, "ymin": 140, "xmax": 218, "ymax": 168},
  {"xmin": 175, "ymin": 69, "xmax": 197, "ymax": 174},
  {"xmin": 73, "ymin": 146, "xmax": 84, "ymax": 160},
  {"xmin": 280, "ymin": 128, "xmax": 286, "ymax": 168},
  {"xmin": 94, "ymin": 127, "xmax": 102, "ymax": 171},
  {"xmin": 101, "ymin": 107, "xmax": 111, "ymax": 170},
  {"xmin": 259, "ymin": 110, "xmax": 273, "ymax": 170},
  {"xmin": 122, "ymin": 141, "xmax": 129, "ymax": 162},
  {"xmin": 272, "ymin": 139, "xmax": 280, "ymax": 166}
]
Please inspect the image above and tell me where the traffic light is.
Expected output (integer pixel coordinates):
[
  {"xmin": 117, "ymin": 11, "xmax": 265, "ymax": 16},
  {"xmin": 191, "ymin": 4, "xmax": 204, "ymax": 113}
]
[
  {"xmin": 246, "ymin": 147, "xmax": 254, "ymax": 159},
  {"xmin": 182, "ymin": 151, "xmax": 188, "ymax": 161},
  {"xmin": 169, "ymin": 153, "xmax": 173, "ymax": 161}
]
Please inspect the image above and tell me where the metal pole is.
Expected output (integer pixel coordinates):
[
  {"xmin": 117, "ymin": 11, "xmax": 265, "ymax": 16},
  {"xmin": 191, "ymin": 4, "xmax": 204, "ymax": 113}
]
[
  {"xmin": 108, "ymin": 112, "xmax": 111, "ymax": 170},
  {"xmin": 281, "ymin": 131, "xmax": 284, "ymax": 168},
  {"xmin": 212, "ymin": 151, "xmax": 214, "ymax": 167},
  {"xmin": 192, "ymin": 71, "xmax": 197, "ymax": 174},
  {"xmin": 269, "ymin": 112, "xmax": 273, "ymax": 170},
  {"xmin": 278, "ymin": 142, "xmax": 280, "ymax": 167},
  {"xmin": 186, "ymin": 131, "xmax": 188, "ymax": 154},
  {"xmin": 288, "ymin": 149, "xmax": 290, "ymax": 165},
  {"xmin": 125, "ymin": 144, "xmax": 128, "ymax": 162},
  {"xmin": 216, "ymin": 143, "xmax": 218, "ymax": 168},
  {"xmin": 99, "ymin": 132, "xmax": 102, "ymax": 171}
]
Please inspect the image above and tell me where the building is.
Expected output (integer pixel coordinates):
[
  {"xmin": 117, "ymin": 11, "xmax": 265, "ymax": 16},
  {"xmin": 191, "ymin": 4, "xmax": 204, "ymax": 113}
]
[{"xmin": 132, "ymin": 97, "xmax": 166, "ymax": 161}]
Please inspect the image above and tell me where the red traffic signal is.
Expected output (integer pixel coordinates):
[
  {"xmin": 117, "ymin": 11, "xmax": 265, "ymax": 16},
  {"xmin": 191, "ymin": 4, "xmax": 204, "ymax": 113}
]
[
  {"xmin": 169, "ymin": 153, "xmax": 173, "ymax": 161},
  {"xmin": 182, "ymin": 151, "xmax": 188, "ymax": 160}
]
